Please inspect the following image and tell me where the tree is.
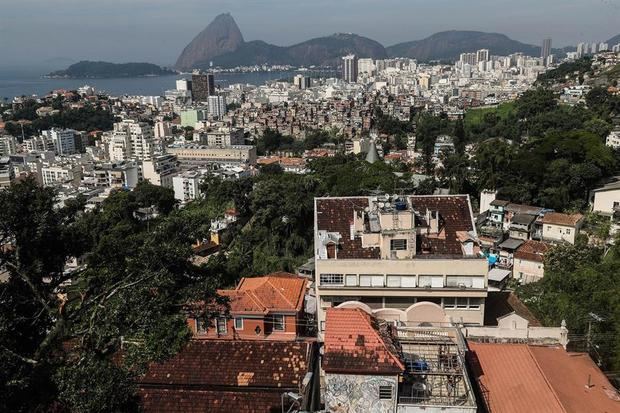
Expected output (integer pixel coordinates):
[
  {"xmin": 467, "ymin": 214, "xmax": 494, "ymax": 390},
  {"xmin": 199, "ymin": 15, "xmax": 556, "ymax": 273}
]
[
  {"xmin": 453, "ymin": 118, "xmax": 466, "ymax": 155},
  {"xmin": 517, "ymin": 241, "xmax": 620, "ymax": 369},
  {"xmin": 0, "ymin": 178, "xmax": 220, "ymax": 411}
]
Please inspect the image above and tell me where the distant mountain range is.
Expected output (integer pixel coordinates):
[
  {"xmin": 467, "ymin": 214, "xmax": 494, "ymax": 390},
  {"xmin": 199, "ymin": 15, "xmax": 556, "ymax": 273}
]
[
  {"xmin": 176, "ymin": 14, "xmax": 619, "ymax": 70},
  {"xmin": 48, "ymin": 61, "xmax": 175, "ymax": 78},
  {"xmin": 607, "ymin": 34, "xmax": 620, "ymax": 46}
]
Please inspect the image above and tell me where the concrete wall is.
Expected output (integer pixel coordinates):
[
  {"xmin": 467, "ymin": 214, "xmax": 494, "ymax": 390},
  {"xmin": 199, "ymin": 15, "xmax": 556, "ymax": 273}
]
[
  {"xmin": 593, "ymin": 189, "xmax": 620, "ymax": 215},
  {"xmin": 325, "ymin": 373, "xmax": 397, "ymax": 413},
  {"xmin": 513, "ymin": 258, "xmax": 544, "ymax": 283},
  {"xmin": 542, "ymin": 223, "xmax": 579, "ymax": 245},
  {"xmin": 316, "ymin": 258, "xmax": 488, "ymax": 328}
]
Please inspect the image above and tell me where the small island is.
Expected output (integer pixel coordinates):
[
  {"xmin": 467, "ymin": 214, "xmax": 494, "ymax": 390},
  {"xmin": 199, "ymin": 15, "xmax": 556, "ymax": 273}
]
[{"xmin": 46, "ymin": 61, "xmax": 176, "ymax": 79}]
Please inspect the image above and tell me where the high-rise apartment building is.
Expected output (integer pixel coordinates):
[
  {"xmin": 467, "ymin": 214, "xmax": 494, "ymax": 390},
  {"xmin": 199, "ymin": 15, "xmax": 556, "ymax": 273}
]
[
  {"xmin": 207, "ymin": 95, "xmax": 227, "ymax": 119},
  {"xmin": 191, "ymin": 72, "xmax": 215, "ymax": 101},
  {"xmin": 0, "ymin": 135, "xmax": 17, "ymax": 156},
  {"xmin": 42, "ymin": 128, "xmax": 77, "ymax": 155},
  {"xmin": 293, "ymin": 74, "xmax": 312, "ymax": 89},
  {"xmin": 541, "ymin": 38, "xmax": 552, "ymax": 64},
  {"xmin": 459, "ymin": 53, "xmax": 477, "ymax": 66},
  {"xmin": 577, "ymin": 42, "xmax": 588, "ymax": 57},
  {"xmin": 357, "ymin": 58, "xmax": 375, "ymax": 76},
  {"xmin": 476, "ymin": 49, "xmax": 489, "ymax": 63},
  {"xmin": 342, "ymin": 55, "xmax": 358, "ymax": 83},
  {"xmin": 107, "ymin": 119, "xmax": 154, "ymax": 162}
]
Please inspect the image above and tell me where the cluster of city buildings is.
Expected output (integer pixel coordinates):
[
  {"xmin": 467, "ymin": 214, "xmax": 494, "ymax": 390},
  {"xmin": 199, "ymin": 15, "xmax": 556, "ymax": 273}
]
[
  {"xmin": 1, "ymin": 45, "xmax": 620, "ymax": 412},
  {"xmin": 134, "ymin": 192, "xmax": 618, "ymax": 412}
]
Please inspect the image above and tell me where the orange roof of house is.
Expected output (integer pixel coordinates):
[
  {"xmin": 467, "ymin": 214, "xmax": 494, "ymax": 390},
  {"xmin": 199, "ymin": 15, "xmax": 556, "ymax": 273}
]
[
  {"xmin": 219, "ymin": 272, "xmax": 306, "ymax": 315},
  {"xmin": 469, "ymin": 343, "xmax": 620, "ymax": 413},
  {"xmin": 542, "ymin": 212, "xmax": 584, "ymax": 227},
  {"xmin": 323, "ymin": 308, "xmax": 404, "ymax": 375},
  {"xmin": 514, "ymin": 240, "xmax": 550, "ymax": 263},
  {"xmin": 529, "ymin": 346, "xmax": 620, "ymax": 413}
]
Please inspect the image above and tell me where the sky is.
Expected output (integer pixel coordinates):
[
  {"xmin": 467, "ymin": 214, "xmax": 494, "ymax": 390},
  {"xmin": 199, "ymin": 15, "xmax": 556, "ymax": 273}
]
[{"xmin": 1, "ymin": 0, "xmax": 619, "ymax": 69}]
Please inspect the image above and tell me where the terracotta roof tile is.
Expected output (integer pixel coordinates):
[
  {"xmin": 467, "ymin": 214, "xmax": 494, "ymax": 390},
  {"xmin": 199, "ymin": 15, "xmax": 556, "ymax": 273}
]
[
  {"xmin": 323, "ymin": 308, "xmax": 404, "ymax": 375},
  {"xmin": 316, "ymin": 197, "xmax": 381, "ymax": 259},
  {"xmin": 409, "ymin": 195, "xmax": 474, "ymax": 255},
  {"xmin": 468, "ymin": 343, "xmax": 565, "ymax": 413},
  {"xmin": 514, "ymin": 240, "xmax": 550, "ymax": 263},
  {"xmin": 140, "ymin": 340, "xmax": 311, "ymax": 389},
  {"xmin": 316, "ymin": 195, "xmax": 475, "ymax": 258},
  {"xmin": 231, "ymin": 272, "xmax": 307, "ymax": 314},
  {"xmin": 529, "ymin": 346, "xmax": 620, "ymax": 413},
  {"xmin": 139, "ymin": 389, "xmax": 285, "ymax": 413},
  {"xmin": 542, "ymin": 212, "xmax": 584, "ymax": 227},
  {"xmin": 469, "ymin": 343, "xmax": 620, "ymax": 413}
]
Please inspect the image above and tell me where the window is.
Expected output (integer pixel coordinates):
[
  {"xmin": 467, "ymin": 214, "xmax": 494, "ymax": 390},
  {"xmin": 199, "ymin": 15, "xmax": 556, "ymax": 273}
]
[
  {"xmin": 387, "ymin": 275, "xmax": 416, "ymax": 287},
  {"xmin": 272, "ymin": 315, "xmax": 285, "ymax": 331},
  {"xmin": 566, "ymin": 229, "xmax": 571, "ymax": 235},
  {"xmin": 468, "ymin": 298, "xmax": 481, "ymax": 310},
  {"xmin": 387, "ymin": 275, "xmax": 401, "ymax": 287},
  {"xmin": 216, "ymin": 318, "xmax": 227, "ymax": 335},
  {"xmin": 345, "ymin": 274, "xmax": 357, "ymax": 286},
  {"xmin": 320, "ymin": 273, "xmax": 343, "ymax": 285},
  {"xmin": 320, "ymin": 321, "xmax": 326, "ymax": 331},
  {"xmin": 196, "ymin": 318, "xmax": 208, "ymax": 334},
  {"xmin": 443, "ymin": 297, "xmax": 481, "ymax": 310},
  {"xmin": 443, "ymin": 297, "xmax": 456, "ymax": 309},
  {"xmin": 234, "ymin": 317, "xmax": 244, "ymax": 330},
  {"xmin": 547, "ymin": 226, "xmax": 552, "ymax": 230},
  {"xmin": 419, "ymin": 275, "xmax": 443, "ymax": 288},
  {"xmin": 360, "ymin": 275, "xmax": 384, "ymax": 287},
  {"xmin": 390, "ymin": 239, "xmax": 407, "ymax": 251},
  {"xmin": 446, "ymin": 276, "xmax": 473, "ymax": 288},
  {"xmin": 379, "ymin": 385, "xmax": 393, "ymax": 400}
]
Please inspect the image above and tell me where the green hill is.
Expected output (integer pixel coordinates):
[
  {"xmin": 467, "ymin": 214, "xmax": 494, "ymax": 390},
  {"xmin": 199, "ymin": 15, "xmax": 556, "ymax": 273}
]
[{"xmin": 48, "ymin": 61, "xmax": 176, "ymax": 78}]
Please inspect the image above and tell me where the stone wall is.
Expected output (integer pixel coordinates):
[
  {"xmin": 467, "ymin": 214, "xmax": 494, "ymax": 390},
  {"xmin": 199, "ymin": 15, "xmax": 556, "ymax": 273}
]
[{"xmin": 325, "ymin": 373, "xmax": 397, "ymax": 413}]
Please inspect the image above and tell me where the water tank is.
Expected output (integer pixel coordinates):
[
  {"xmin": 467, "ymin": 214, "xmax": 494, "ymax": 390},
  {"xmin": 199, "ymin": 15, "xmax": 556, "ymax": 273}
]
[{"xmin": 394, "ymin": 200, "xmax": 407, "ymax": 211}]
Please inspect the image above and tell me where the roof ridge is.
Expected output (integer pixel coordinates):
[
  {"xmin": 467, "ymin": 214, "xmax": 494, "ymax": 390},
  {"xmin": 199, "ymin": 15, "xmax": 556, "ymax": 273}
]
[
  {"xmin": 354, "ymin": 308, "xmax": 405, "ymax": 371},
  {"xmin": 265, "ymin": 277, "xmax": 296, "ymax": 309},
  {"xmin": 244, "ymin": 289, "xmax": 268, "ymax": 313},
  {"xmin": 526, "ymin": 345, "xmax": 568, "ymax": 413}
]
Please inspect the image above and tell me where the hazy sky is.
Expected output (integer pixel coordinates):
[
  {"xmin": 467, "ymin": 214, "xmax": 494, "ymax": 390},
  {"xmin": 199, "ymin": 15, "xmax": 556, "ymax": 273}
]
[{"xmin": 1, "ymin": 0, "xmax": 619, "ymax": 68}]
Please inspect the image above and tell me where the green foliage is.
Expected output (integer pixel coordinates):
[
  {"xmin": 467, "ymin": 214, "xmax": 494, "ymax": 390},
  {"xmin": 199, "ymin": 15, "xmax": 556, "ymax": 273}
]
[
  {"xmin": 0, "ymin": 178, "xmax": 220, "ymax": 411},
  {"xmin": 48, "ymin": 61, "xmax": 175, "ymax": 78},
  {"xmin": 517, "ymin": 241, "xmax": 620, "ymax": 369},
  {"xmin": 4, "ymin": 102, "xmax": 115, "ymax": 137},
  {"xmin": 256, "ymin": 128, "xmax": 302, "ymax": 155},
  {"xmin": 195, "ymin": 155, "xmax": 407, "ymax": 280},
  {"xmin": 536, "ymin": 57, "xmax": 592, "ymax": 85}
]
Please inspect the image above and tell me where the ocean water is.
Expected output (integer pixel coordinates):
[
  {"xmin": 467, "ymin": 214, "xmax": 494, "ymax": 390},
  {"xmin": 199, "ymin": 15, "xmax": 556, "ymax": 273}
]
[{"xmin": 0, "ymin": 69, "xmax": 300, "ymax": 99}]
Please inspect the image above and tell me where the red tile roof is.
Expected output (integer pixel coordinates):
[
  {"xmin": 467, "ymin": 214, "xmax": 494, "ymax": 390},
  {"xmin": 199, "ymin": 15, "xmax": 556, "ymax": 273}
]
[
  {"xmin": 316, "ymin": 197, "xmax": 381, "ymax": 259},
  {"xmin": 219, "ymin": 272, "xmax": 307, "ymax": 315},
  {"xmin": 529, "ymin": 346, "xmax": 620, "ymax": 413},
  {"xmin": 139, "ymin": 389, "xmax": 284, "ymax": 413},
  {"xmin": 140, "ymin": 340, "xmax": 311, "ymax": 389},
  {"xmin": 323, "ymin": 308, "xmax": 404, "ymax": 375},
  {"xmin": 469, "ymin": 343, "xmax": 620, "ymax": 413},
  {"xmin": 409, "ymin": 195, "xmax": 474, "ymax": 255},
  {"xmin": 542, "ymin": 212, "xmax": 584, "ymax": 227},
  {"xmin": 514, "ymin": 240, "xmax": 550, "ymax": 263},
  {"xmin": 469, "ymin": 343, "xmax": 565, "ymax": 412},
  {"xmin": 315, "ymin": 195, "xmax": 475, "ymax": 258}
]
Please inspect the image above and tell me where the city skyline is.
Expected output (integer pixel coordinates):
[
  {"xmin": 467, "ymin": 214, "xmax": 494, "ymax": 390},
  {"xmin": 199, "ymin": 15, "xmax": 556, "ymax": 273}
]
[{"xmin": 2, "ymin": 0, "xmax": 620, "ymax": 68}]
